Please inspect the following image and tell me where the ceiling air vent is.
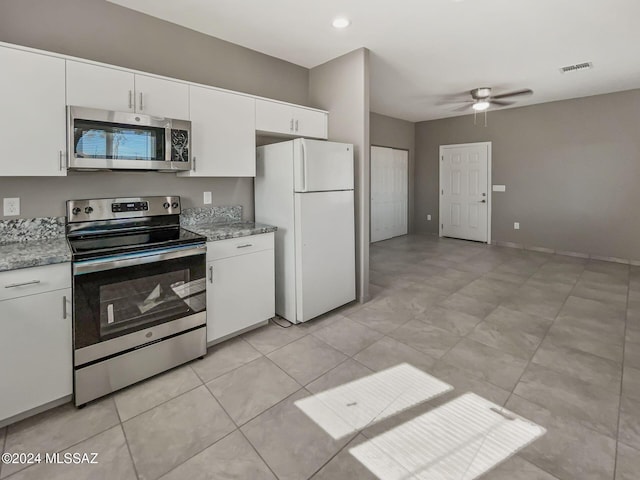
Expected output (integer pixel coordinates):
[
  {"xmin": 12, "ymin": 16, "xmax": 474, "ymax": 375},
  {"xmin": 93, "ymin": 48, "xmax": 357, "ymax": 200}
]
[{"xmin": 559, "ymin": 62, "xmax": 593, "ymax": 74}]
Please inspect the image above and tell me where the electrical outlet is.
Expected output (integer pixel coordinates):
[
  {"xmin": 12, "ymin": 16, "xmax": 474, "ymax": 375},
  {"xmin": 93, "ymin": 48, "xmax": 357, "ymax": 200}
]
[
  {"xmin": 427, "ymin": 214, "xmax": 431, "ymax": 221},
  {"xmin": 3, "ymin": 198, "xmax": 20, "ymax": 216},
  {"xmin": 514, "ymin": 222, "xmax": 520, "ymax": 230},
  {"xmin": 203, "ymin": 191, "xmax": 212, "ymax": 205}
]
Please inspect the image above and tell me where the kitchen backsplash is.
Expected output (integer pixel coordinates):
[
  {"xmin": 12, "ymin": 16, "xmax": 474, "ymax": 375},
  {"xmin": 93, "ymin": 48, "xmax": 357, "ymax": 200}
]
[
  {"xmin": 0, "ymin": 217, "xmax": 65, "ymax": 244},
  {"xmin": 180, "ymin": 206, "xmax": 243, "ymax": 226}
]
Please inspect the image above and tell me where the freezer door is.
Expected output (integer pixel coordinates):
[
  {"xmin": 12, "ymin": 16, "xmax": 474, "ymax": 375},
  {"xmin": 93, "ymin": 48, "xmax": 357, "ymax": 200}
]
[
  {"xmin": 294, "ymin": 191, "xmax": 356, "ymax": 322},
  {"xmin": 294, "ymin": 139, "xmax": 354, "ymax": 192}
]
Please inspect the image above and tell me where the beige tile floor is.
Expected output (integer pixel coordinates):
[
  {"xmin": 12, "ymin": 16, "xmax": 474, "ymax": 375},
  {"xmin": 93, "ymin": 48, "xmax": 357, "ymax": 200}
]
[{"xmin": 1, "ymin": 234, "xmax": 639, "ymax": 479}]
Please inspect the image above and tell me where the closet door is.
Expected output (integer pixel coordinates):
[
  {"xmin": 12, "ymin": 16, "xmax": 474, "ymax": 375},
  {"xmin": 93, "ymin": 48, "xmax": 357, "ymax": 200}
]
[{"xmin": 370, "ymin": 146, "xmax": 408, "ymax": 242}]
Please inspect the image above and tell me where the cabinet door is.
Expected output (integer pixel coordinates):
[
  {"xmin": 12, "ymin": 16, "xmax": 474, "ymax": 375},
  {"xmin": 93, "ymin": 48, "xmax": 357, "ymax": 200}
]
[
  {"xmin": 0, "ymin": 47, "xmax": 66, "ymax": 176},
  {"xmin": 255, "ymin": 99, "xmax": 294, "ymax": 135},
  {"xmin": 134, "ymin": 74, "xmax": 189, "ymax": 119},
  {"xmin": 180, "ymin": 86, "xmax": 256, "ymax": 177},
  {"xmin": 294, "ymin": 108, "xmax": 328, "ymax": 139},
  {"xmin": 0, "ymin": 288, "xmax": 72, "ymax": 422},
  {"xmin": 207, "ymin": 249, "xmax": 275, "ymax": 343},
  {"xmin": 66, "ymin": 60, "xmax": 135, "ymax": 112}
]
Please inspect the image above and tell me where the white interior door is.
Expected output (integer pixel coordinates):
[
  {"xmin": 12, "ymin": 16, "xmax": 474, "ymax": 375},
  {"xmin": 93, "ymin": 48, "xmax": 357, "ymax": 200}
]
[
  {"xmin": 439, "ymin": 143, "xmax": 491, "ymax": 243},
  {"xmin": 370, "ymin": 146, "xmax": 408, "ymax": 243},
  {"xmin": 294, "ymin": 191, "xmax": 356, "ymax": 322}
]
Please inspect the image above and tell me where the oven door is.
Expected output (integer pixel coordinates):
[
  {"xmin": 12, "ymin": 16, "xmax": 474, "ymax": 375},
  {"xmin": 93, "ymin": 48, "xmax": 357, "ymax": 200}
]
[{"xmin": 72, "ymin": 244, "xmax": 206, "ymax": 365}]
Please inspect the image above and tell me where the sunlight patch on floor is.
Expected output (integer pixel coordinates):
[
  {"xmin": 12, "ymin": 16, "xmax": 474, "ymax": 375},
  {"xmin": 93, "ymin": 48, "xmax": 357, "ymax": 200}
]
[
  {"xmin": 350, "ymin": 392, "xmax": 546, "ymax": 480},
  {"xmin": 294, "ymin": 363, "xmax": 453, "ymax": 439}
]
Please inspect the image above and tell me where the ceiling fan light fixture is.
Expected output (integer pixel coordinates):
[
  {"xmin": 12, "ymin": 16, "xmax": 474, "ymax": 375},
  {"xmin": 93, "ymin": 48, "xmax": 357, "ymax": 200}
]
[{"xmin": 472, "ymin": 100, "xmax": 490, "ymax": 111}]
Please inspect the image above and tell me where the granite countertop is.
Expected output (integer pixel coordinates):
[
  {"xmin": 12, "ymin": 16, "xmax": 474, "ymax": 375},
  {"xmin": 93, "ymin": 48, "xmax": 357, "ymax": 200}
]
[
  {"xmin": 184, "ymin": 221, "xmax": 277, "ymax": 242},
  {"xmin": 0, "ymin": 237, "xmax": 71, "ymax": 273}
]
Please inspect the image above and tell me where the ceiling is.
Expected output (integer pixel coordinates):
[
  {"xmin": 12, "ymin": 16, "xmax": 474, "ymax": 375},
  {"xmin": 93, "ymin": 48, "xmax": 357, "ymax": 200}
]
[{"xmin": 107, "ymin": 0, "xmax": 640, "ymax": 122}]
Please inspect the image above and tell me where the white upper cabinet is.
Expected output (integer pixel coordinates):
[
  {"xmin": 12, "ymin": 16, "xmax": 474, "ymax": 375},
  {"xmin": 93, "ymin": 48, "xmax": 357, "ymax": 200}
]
[
  {"xmin": 66, "ymin": 61, "xmax": 135, "ymax": 112},
  {"xmin": 255, "ymin": 99, "xmax": 327, "ymax": 139},
  {"xmin": 0, "ymin": 46, "xmax": 66, "ymax": 176},
  {"xmin": 294, "ymin": 106, "xmax": 328, "ymax": 139},
  {"xmin": 179, "ymin": 86, "xmax": 256, "ymax": 177},
  {"xmin": 134, "ymin": 74, "xmax": 189, "ymax": 119},
  {"xmin": 66, "ymin": 61, "xmax": 189, "ymax": 119}
]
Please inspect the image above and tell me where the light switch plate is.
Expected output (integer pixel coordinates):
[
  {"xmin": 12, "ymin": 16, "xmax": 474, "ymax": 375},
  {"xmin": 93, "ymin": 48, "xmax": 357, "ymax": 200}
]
[
  {"xmin": 3, "ymin": 197, "xmax": 20, "ymax": 216},
  {"xmin": 427, "ymin": 214, "xmax": 431, "ymax": 221},
  {"xmin": 492, "ymin": 185, "xmax": 506, "ymax": 192},
  {"xmin": 514, "ymin": 222, "xmax": 520, "ymax": 230},
  {"xmin": 203, "ymin": 191, "xmax": 212, "ymax": 205}
]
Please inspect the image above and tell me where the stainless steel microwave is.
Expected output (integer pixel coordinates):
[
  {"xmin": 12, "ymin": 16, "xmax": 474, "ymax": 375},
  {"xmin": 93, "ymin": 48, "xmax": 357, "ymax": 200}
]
[{"xmin": 67, "ymin": 106, "xmax": 191, "ymax": 171}]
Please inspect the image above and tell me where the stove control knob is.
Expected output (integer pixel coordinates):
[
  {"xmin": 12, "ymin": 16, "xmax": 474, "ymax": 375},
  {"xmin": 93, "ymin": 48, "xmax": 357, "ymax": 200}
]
[
  {"xmin": 163, "ymin": 202, "xmax": 170, "ymax": 209},
  {"xmin": 171, "ymin": 202, "xmax": 179, "ymax": 209},
  {"xmin": 84, "ymin": 206, "xmax": 94, "ymax": 214},
  {"xmin": 72, "ymin": 207, "xmax": 81, "ymax": 215}
]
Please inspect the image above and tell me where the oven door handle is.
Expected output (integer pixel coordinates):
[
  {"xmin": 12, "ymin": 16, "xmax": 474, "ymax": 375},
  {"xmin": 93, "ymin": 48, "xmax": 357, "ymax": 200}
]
[{"xmin": 73, "ymin": 244, "xmax": 206, "ymax": 275}]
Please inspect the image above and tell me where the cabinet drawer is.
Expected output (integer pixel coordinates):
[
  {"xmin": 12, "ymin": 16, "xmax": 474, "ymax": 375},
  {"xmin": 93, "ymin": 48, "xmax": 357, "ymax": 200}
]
[
  {"xmin": 0, "ymin": 263, "xmax": 71, "ymax": 302},
  {"xmin": 207, "ymin": 232, "xmax": 274, "ymax": 262}
]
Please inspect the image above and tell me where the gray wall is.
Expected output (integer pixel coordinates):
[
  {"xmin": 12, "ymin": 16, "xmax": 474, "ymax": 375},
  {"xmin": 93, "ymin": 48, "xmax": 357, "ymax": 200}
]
[
  {"xmin": 0, "ymin": 0, "xmax": 310, "ymax": 220},
  {"xmin": 309, "ymin": 49, "xmax": 371, "ymax": 302},
  {"xmin": 415, "ymin": 88, "xmax": 640, "ymax": 261},
  {"xmin": 370, "ymin": 112, "xmax": 416, "ymax": 233}
]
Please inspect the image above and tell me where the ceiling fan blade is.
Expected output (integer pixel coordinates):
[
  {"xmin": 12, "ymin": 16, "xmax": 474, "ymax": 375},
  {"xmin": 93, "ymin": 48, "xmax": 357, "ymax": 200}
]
[
  {"xmin": 453, "ymin": 104, "xmax": 472, "ymax": 112},
  {"xmin": 490, "ymin": 100, "xmax": 514, "ymax": 106},
  {"xmin": 492, "ymin": 89, "xmax": 533, "ymax": 99}
]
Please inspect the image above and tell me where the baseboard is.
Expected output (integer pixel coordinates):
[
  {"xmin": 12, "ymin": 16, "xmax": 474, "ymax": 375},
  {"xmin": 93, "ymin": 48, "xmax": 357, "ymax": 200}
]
[{"xmin": 493, "ymin": 240, "xmax": 638, "ymax": 266}]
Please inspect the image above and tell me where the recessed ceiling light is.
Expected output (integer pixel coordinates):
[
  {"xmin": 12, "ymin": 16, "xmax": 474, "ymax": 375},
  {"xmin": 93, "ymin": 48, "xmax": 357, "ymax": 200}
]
[{"xmin": 332, "ymin": 17, "xmax": 350, "ymax": 29}]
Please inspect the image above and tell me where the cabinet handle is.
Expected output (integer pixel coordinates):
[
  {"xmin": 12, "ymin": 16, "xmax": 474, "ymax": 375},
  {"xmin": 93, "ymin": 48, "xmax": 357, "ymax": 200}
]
[
  {"xmin": 59, "ymin": 150, "xmax": 64, "ymax": 171},
  {"xmin": 236, "ymin": 244, "xmax": 253, "ymax": 249},
  {"xmin": 209, "ymin": 266, "xmax": 214, "ymax": 283},
  {"xmin": 128, "ymin": 90, "xmax": 133, "ymax": 109},
  {"xmin": 4, "ymin": 280, "xmax": 41, "ymax": 289},
  {"xmin": 193, "ymin": 156, "xmax": 196, "ymax": 171},
  {"xmin": 62, "ymin": 295, "xmax": 67, "ymax": 319},
  {"xmin": 139, "ymin": 92, "xmax": 144, "ymax": 111},
  {"xmin": 295, "ymin": 120, "xmax": 299, "ymax": 132},
  {"xmin": 290, "ymin": 119, "xmax": 294, "ymax": 132}
]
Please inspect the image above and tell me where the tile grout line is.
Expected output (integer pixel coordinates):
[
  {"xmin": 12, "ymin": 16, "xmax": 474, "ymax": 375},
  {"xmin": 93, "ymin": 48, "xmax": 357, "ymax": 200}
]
[
  {"xmin": 2, "ymin": 410, "xmax": 123, "ymax": 480},
  {"xmin": 427, "ymin": 252, "xmax": 544, "ymax": 390},
  {"xmin": 112, "ymin": 393, "xmax": 141, "ymax": 480},
  {"xmin": 150, "ymin": 382, "xmax": 249, "ymax": 479},
  {"xmin": 502, "ymin": 260, "xmax": 581, "ymax": 406},
  {"xmin": 612, "ymin": 263, "xmax": 631, "ymax": 480},
  {"xmin": 500, "ymin": 261, "xmax": 626, "ymax": 477}
]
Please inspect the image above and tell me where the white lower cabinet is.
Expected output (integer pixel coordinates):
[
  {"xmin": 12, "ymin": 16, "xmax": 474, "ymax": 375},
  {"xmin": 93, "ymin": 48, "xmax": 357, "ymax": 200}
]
[
  {"xmin": 206, "ymin": 233, "xmax": 275, "ymax": 344},
  {"xmin": 0, "ymin": 264, "xmax": 72, "ymax": 425}
]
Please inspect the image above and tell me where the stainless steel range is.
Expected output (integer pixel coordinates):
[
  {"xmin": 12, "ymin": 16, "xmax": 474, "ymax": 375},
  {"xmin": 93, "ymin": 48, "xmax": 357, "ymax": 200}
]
[{"xmin": 66, "ymin": 196, "xmax": 207, "ymax": 406}]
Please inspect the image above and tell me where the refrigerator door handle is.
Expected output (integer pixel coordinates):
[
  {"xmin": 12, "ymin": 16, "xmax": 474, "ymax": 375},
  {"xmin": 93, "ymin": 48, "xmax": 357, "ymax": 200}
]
[{"xmin": 301, "ymin": 140, "xmax": 307, "ymax": 191}]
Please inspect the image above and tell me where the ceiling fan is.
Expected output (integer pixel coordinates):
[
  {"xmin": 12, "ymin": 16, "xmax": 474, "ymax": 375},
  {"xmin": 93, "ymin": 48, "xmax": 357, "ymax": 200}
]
[{"xmin": 450, "ymin": 87, "xmax": 534, "ymax": 112}]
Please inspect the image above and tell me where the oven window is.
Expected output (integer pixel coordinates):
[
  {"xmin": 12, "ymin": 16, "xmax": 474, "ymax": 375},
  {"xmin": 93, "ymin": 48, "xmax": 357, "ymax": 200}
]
[
  {"xmin": 73, "ymin": 254, "xmax": 205, "ymax": 349},
  {"xmin": 74, "ymin": 119, "xmax": 165, "ymax": 161}
]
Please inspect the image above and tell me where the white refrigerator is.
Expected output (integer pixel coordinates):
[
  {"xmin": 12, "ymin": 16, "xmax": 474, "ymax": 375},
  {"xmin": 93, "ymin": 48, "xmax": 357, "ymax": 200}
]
[{"xmin": 255, "ymin": 138, "xmax": 356, "ymax": 323}]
